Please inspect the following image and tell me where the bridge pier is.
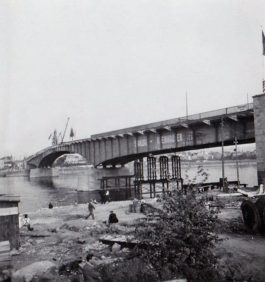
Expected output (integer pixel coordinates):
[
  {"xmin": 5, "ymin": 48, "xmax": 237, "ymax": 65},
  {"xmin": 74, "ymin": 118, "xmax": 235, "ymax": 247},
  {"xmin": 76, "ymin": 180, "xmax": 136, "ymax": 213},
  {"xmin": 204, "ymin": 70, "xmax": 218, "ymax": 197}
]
[
  {"xmin": 29, "ymin": 168, "xmax": 60, "ymax": 178},
  {"xmin": 253, "ymin": 94, "xmax": 265, "ymax": 185}
]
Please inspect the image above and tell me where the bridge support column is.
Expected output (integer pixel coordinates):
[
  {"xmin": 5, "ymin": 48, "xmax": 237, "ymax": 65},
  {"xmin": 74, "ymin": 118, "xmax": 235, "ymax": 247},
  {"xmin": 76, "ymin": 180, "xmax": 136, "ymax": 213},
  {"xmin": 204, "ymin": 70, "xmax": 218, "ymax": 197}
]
[{"xmin": 253, "ymin": 94, "xmax": 265, "ymax": 185}]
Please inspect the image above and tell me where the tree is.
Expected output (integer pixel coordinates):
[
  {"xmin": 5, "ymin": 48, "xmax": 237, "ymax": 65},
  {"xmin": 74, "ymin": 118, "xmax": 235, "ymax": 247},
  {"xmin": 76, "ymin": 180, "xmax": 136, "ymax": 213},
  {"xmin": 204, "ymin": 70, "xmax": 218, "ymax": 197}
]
[
  {"xmin": 52, "ymin": 130, "xmax": 58, "ymax": 145},
  {"xmin": 134, "ymin": 191, "xmax": 220, "ymax": 282}
]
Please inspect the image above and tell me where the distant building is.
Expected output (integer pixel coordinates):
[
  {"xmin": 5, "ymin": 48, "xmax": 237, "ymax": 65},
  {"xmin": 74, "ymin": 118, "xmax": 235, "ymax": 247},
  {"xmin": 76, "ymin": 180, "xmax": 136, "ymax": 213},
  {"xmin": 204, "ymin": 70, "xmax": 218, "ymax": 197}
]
[
  {"xmin": 0, "ymin": 156, "xmax": 13, "ymax": 170},
  {"xmin": 0, "ymin": 156, "xmax": 27, "ymax": 170}
]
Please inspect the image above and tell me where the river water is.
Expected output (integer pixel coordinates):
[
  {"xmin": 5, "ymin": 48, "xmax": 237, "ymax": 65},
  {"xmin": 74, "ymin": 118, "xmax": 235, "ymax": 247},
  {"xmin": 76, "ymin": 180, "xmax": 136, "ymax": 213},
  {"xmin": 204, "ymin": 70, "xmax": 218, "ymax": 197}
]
[{"xmin": 0, "ymin": 160, "xmax": 258, "ymax": 213}]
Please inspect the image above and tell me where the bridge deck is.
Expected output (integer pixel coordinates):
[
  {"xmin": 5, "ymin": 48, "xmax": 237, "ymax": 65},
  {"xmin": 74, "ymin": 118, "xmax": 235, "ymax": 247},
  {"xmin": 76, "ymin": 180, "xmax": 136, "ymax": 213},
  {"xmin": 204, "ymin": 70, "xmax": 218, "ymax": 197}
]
[{"xmin": 92, "ymin": 103, "xmax": 253, "ymax": 139}]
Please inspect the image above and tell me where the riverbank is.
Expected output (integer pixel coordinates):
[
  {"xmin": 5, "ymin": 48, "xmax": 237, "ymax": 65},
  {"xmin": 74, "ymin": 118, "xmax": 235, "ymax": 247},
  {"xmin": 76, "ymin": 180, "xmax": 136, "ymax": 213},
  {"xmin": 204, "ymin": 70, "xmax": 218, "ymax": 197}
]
[
  {"xmin": 12, "ymin": 200, "xmax": 152, "ymax": 272},
  {"xmin": 8, "ymin": 195, "xmax": 265, "ymax": 281}
]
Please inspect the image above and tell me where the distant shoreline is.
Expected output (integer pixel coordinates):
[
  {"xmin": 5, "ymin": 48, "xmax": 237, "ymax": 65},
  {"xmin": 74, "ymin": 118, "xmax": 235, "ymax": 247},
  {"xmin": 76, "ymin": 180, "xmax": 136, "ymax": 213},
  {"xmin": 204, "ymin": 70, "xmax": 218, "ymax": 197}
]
[{"xmin": 181, "ymin": 159, "xmax": 256, "ymax": 165}]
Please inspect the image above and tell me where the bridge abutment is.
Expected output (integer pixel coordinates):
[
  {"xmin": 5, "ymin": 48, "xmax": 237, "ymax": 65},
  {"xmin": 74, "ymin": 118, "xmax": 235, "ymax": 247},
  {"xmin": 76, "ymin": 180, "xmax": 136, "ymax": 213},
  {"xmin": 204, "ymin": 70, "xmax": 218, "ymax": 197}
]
[{"xmin": 253, "ymin": 94, "xmax": 265, "ymax": 185}]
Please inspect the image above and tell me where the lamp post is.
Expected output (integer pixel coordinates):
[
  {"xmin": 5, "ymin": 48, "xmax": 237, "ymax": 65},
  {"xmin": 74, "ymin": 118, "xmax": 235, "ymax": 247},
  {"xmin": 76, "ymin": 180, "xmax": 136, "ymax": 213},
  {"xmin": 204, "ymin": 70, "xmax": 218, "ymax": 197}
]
[
  {"xmin": 221, "ymin": 118, "xmax": 225, "ymax": 191},
  {"xmin": 234, "ymin": 137, "xmax": 240, "ymax": 188}
]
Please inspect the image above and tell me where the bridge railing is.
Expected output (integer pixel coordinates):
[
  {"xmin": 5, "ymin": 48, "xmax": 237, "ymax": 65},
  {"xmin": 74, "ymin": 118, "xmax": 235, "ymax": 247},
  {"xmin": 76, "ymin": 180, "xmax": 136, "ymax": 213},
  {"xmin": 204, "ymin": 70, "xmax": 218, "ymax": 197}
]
[
  {"xmin": 187, "ymin": 103, "xmax": 253, "ymax": 121},
  {"xmin": 26, "ymin": 145, "xmax": 57, "ymax": 161},
  {"xmin": 92, "ymin": 103, "xmax": 253, "ymax": 138}
]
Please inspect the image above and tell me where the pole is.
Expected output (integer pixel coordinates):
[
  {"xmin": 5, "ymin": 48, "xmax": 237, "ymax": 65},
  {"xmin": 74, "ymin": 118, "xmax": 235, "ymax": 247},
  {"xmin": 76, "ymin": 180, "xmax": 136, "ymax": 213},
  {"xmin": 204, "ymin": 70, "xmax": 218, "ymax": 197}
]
[
  {"xmin": 221, "ymin": 117, "xmax": 225, "ymax": 191},
  {"xmin": 234, "ymin": 137, "xmax": 240, "ymax": 188},
  {"xmin": 259, "ymin": 30, "xmax": 265, "ymax": 186},
  {"xmin": 185, "ymin": 92, "xmax": 188, "ymax": 120},
  {"xmin": 61, "ymin": 117, "xmax": 70, "ymax": 143},
  {"xmin": 247, "ymin": 93, "xmax": 249, "ymax": 109}
]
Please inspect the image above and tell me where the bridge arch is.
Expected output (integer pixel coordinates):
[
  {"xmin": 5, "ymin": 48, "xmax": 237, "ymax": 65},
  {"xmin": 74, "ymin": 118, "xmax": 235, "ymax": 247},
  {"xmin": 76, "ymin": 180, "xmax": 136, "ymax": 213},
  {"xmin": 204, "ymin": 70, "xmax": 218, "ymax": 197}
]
[{"xmin": 38, "ymin": 151, "xmax": 72, "ymax": 168}]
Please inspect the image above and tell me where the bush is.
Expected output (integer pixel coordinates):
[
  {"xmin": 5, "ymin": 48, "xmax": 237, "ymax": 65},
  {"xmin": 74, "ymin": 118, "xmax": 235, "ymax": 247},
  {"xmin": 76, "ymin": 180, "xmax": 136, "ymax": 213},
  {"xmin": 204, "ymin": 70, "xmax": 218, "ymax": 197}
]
[
  {"xmin": 99, "ymin": 258, "xmax": 159, "ymax": 282},
  {"xmin": 134, "ymin": 191, "xmax": 220, "ymax": 282}
]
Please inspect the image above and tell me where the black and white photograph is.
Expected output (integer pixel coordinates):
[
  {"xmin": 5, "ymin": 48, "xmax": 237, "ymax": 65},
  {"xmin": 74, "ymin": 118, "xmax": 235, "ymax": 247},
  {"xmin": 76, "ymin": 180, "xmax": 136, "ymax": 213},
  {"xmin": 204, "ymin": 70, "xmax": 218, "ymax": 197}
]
[{"xmin": 1, "ymin": 1, "xmax": 265, "ymax": 281}]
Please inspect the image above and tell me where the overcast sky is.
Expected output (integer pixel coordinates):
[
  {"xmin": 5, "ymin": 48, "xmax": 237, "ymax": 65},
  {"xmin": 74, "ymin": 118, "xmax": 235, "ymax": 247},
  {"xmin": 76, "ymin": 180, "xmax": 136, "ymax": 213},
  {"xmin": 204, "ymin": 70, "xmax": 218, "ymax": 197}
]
[{"xmin": 0, "ymin": 0, "xmax": 265, "ymax": 158}]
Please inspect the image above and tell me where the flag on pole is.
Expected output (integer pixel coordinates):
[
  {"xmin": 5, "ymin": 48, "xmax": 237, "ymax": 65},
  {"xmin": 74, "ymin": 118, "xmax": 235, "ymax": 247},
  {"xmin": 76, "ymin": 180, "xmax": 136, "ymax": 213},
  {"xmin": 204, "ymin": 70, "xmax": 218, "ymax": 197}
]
[
  {"xmin": 70, "ymin": 128, "xmax": 75, "ymax": 140},
  {"xmin": 263, "ymin": 30, "xmax": 265, "ymax": 56}
]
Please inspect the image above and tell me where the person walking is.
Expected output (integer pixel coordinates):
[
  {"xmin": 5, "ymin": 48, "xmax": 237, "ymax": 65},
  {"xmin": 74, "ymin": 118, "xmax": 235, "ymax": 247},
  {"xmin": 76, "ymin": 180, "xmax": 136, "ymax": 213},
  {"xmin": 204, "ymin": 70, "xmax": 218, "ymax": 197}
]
[{"xmin": 87, "ymin": 201, "xmax": 95, "ymax": 219}]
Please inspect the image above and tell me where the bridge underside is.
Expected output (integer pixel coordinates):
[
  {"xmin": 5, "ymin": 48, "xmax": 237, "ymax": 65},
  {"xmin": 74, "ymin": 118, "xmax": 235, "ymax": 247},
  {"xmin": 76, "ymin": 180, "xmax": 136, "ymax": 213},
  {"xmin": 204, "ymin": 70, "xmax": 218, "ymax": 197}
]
[
  {"xmin": 39, "ymin": 151, "xmax": 71, "ymax": 168},
  {"xmin": 98, "ymin": 137, "xmax": 255, "ymax": 167}
]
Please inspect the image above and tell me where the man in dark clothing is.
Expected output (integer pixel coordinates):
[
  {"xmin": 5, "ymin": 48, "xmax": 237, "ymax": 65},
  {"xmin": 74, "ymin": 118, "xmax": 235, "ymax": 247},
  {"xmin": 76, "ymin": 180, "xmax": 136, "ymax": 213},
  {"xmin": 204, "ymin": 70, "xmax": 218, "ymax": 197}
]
[
  {"xmin": 87, "ymin": 201, "xmax": 95, "ymax": 219},
  {"xmin": 99, "ymin": 190, "xmax": 106, "ymax": 204},
  {"xmin": 108, "ymin": 211, "xmax": 118, "ymax": 225}
]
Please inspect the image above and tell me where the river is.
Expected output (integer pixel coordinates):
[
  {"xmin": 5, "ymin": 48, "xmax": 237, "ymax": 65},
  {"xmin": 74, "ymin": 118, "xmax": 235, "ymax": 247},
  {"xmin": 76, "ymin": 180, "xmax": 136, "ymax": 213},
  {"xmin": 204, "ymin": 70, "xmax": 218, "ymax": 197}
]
[{"xmin": 0, "ymin": 160, "xmax": 258, "ymax": 213}]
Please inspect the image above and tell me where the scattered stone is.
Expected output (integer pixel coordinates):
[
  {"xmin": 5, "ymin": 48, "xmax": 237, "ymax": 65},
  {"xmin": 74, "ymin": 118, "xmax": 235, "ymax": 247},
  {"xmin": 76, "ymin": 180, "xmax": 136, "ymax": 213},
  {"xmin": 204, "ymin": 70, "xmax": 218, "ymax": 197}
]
[
  {"xmin": 121, "ymin": 247, "xmax": 130, "ymax": 253},
  {"xmin": 77, "ymin": 239, "xmax": 86, "ymax": 244},
  {"xmin": 60, "ymin": 223, "xmax": 80, "ymax": 232},
  {"xmin": 10, "ymin": 249, "xmax": 20, "ymax": 256},
  {"xmin": 111, "ymin": 243, "xmax": 121, "ymax": 253},
  {"xmin": 12, "ymin": 261, "xmax": 57, "ymax": 282},
  {"xmin": 36, "ymin": 239, "xmax": 45, "ymax": 244},
  {"xmin": 59, "ymin": 259, "xmax": 82, "ymax": 276}
]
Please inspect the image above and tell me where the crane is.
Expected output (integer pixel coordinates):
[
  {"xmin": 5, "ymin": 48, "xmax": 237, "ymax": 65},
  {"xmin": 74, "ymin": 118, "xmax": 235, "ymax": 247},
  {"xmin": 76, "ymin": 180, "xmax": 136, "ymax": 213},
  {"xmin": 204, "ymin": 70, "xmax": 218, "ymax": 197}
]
[{"xmin": 61, "ymin": 117, "xmax": 70, "ymax": 143}]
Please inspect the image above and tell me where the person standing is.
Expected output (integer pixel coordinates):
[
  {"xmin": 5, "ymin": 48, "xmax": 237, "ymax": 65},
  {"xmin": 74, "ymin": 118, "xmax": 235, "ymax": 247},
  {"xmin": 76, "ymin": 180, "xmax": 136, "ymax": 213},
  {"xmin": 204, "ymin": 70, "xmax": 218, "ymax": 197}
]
[
  {"xmin": 105, "ymin": 190, "xmax": 110, "ymax": 202},
  {"xmin": 22, "ymin": 214, "xmax": 34, "ymax": 231},
  {"xmin": 100, "ymin": 190, "xmax": 106, "ymax": 204},
  {"xmin": 87, "ymin": 201, "xmax": 95, "ymax": 219},
  {"xmin": 132, "ymin": 198, "xmax": 138, "ymax": 213}
]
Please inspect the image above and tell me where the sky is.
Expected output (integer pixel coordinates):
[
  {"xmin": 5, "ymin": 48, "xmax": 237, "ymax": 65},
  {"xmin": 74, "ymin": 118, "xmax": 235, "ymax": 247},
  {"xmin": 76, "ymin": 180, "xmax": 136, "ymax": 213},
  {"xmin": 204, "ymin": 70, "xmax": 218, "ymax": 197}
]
[{"xmin": 0, "ymin": 0, "xmax": 265, "ymax": 158}]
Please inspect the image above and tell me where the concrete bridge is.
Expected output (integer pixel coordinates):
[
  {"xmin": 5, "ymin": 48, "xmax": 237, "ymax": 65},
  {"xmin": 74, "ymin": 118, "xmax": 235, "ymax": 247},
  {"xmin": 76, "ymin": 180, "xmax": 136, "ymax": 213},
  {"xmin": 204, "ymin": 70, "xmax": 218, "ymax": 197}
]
[{"xmin": 27, "ymin": 94, "xmax": 265, "ymax": 184}]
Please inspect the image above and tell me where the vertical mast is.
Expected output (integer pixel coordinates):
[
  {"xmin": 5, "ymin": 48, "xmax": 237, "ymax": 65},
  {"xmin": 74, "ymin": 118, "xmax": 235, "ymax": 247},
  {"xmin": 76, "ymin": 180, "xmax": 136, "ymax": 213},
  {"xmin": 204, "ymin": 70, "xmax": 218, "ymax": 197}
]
[
  {"xmin": 221, "ymin": 117, "xmax": 225, "ymax": 191},
  {"xmin": 61, "ymin": 117, "xmax": 70, "ymax": 143},
  {"xmin": 185, "ymin": 92, "xmax": 188, "ymax": 120},
  {"xmin": 234, "ymin": 137, "xmax": 240, "ymax": 188},
  {"xmin": 261, "ymin": 29, "xmax": 265, "ymax": 94}
]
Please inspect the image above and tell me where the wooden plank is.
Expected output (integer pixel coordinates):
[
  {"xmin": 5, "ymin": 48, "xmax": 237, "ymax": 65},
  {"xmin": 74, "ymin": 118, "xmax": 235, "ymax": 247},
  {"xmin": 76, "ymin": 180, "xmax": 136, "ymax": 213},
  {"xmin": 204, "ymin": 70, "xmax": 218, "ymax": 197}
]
[
  {"xmin": 0, "ymin": 241, "xmax": 10, "ymax": 248},
  {"xmin": 0, "ymin": 246, "xmax": 10, "ymax": 253},
  {"xmin": 0, "ymin": 207, "xmax": 19, "ymax": 216},
  {"xmin": 0, "ymin": 254, "xmax": 11, "ymax": 261}
]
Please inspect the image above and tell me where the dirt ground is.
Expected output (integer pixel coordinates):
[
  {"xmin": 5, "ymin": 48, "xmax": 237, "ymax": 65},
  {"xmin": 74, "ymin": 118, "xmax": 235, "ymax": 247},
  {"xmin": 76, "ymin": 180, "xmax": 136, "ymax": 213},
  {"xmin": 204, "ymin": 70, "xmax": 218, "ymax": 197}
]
[
  {"xmin": 12, "ymin": 199, "xmax": 153, "ymax": 271},
  {"xmin": 10, "ymin": 195, "xmax": 265, "ymax": 281}
]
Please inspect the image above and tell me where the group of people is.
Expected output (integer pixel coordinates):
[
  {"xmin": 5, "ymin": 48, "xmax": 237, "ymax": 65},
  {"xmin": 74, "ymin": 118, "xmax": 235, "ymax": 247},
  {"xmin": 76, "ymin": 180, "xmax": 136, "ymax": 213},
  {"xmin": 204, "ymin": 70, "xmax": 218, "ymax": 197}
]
[
  {"xmin": 99, "ymin": 189, "xmax": 110, "ymax": 204},
  {"xmin": 131, "ymin": 197, "xmax": 146, "ymax": 213},
  {"xmin": 86, "ymin": 200, "xmax": 119, "ymax": 227},
  {"xmin": 21, "ymin": 194, "xmax": 118, "ymax": 232}
]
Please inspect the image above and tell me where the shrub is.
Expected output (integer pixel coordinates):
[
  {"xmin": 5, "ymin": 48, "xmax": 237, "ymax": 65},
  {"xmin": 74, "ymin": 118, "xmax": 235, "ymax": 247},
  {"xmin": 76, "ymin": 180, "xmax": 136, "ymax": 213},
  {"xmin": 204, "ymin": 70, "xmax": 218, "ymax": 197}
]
[
  {"xmin": 134, "ymin": 191, "xmax": 220, "ymax": 282},
  {"xmin": 99, "ymin": 258, "xmax": 159, "ymax": 282}
]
